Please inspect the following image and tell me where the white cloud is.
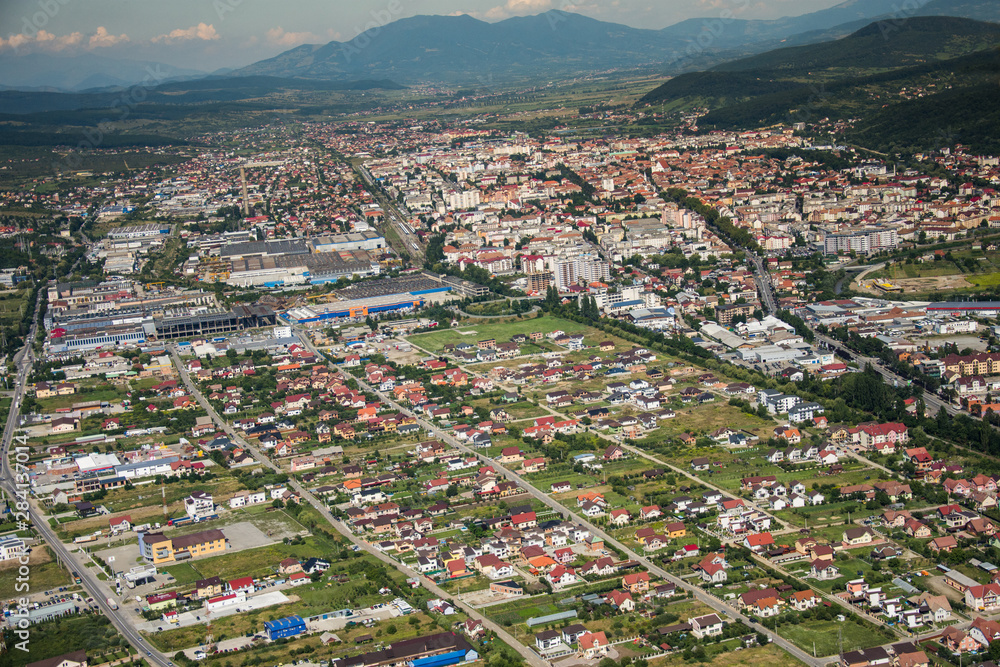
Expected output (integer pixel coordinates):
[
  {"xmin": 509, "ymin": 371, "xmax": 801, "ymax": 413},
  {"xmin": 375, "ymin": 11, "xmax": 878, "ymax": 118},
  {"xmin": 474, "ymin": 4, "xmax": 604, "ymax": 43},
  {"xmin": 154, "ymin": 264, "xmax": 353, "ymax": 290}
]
[
  {"xmin": 0, "ymin": 29, "xmax": 90, "ymax": 51},
  {"xmin": 152, "ymin": 23, "xmax": 220, "ymax": 44},
  {"xmin": 484, "ymin": 0, "xmax": 557, "ymax": 20},
  {"xmin": 266, "ymin": 27, "xmax": 320, "ymax": 47},
  {"xmin": 89, "ymin": 26, "xmax": 130, "ymax": 48}
]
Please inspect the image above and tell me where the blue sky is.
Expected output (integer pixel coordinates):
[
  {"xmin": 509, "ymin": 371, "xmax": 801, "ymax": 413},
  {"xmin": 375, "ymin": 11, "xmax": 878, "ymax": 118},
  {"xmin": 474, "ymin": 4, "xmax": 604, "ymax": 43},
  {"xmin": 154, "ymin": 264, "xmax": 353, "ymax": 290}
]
[{"xmin": 0, "ymin": 0, "xmax": 843, "ymax": 71}]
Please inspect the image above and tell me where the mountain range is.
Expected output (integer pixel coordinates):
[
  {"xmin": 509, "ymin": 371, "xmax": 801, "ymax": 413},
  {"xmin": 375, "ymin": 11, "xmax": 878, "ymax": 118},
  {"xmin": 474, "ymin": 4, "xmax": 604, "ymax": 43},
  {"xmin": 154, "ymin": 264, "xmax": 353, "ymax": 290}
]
[{"xmin": 3, "ymin": 0, "xmax": 998, "ymax": 94}]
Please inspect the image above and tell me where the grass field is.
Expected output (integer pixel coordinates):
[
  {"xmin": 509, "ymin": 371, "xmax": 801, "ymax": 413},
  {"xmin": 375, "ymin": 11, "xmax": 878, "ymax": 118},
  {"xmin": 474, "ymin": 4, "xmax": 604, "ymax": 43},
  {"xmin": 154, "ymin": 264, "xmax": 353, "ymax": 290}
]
[
  {"xmin": 407, "ymin": 315, "xmax": 598, "ymax": 353},
  {"xmin": 631, "ymin": 403, "xmax": 776, "ymax": 444},
  {"xmin": 0, "ymin": 546, "xmax": 71, "ymax": 600},
  {"xmin": 36, "ymin": 387, "xmax": 126, "ymax": 411},
  {"xmin": 968, "ymin": 272, "xmax": 1000, "ymax": 287},
  {"xmin": 778, "ymin": 618, "xmax": 890, "ymax": 656},
  {"xmin": 653, "ymin": 643, "xmax": 805, "ymax": 667}
]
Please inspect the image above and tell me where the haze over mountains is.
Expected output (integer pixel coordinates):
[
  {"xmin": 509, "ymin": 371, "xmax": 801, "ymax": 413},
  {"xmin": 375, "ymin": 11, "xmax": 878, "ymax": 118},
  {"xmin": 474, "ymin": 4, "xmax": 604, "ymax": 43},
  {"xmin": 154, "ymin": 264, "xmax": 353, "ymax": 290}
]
[
  {"xmin": 233, "ymin": 0, "xmax": 998, "ymax": 85},
  {"xmin": 2, "ymin": 0, "xmax": 997, "ymax": 93}
]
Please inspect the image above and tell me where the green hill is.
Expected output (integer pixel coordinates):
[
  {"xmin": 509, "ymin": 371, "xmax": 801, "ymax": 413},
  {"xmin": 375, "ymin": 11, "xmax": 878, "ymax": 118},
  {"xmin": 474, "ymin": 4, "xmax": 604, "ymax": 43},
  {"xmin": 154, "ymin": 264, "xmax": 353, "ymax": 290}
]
[
  {"xmin": 640, "ymin": 16, "xmax": 1000, "ymax": 106},
  {"xmin": 638, "ymin": 16, "xmax": 1000, "ymax": 152}
]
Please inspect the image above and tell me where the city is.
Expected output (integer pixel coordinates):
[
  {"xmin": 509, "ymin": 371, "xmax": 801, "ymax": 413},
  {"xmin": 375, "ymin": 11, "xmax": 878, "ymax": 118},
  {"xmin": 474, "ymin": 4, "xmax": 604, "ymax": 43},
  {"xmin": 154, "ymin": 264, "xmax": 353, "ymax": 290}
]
[{"xmin": 2, "ymin": 4, "xmax": 1000, "ymax": 667}]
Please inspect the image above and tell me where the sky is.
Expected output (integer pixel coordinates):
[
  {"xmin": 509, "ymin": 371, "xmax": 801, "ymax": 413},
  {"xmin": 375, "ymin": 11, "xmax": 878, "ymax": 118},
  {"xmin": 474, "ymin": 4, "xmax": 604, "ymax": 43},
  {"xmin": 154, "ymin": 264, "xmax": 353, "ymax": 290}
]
[{"xmin": 0, "ymin": 0, "xmax": 844, "ymax": 71}]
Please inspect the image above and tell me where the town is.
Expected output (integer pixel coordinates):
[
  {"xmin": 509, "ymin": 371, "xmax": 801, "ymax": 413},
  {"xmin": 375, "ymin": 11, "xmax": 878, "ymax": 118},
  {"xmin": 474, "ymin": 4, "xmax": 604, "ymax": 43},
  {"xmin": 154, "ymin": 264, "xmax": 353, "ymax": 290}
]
[{"xmin": 5, "ymin": 63, "xmax": 1000, "ymax": 667}]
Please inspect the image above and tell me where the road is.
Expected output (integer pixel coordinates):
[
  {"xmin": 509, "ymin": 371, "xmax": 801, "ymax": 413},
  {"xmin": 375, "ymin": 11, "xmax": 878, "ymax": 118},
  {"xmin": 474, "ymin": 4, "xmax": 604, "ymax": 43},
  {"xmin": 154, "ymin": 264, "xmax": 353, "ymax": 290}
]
[
  {"xmin": 748, "ymin": 253, "xmax": 778, "ymax": 314},
  {"xmin": 291, "ymin": 330, "xmax": 833, "ymax": 667},
  {"xmin": 0, "ymin": 287, "xmax": 170, "ymax": 667},
  {"xmin": 167, "ymin": 346, "xmax": 548, "ymax": 667},
  {"xmin": 813, "ymin": 332, "xmax": 958, "ymax": 418},
  {"xmin": 355, "ymin": 164, "xmax": 425, "ymax": 264},
  {"xmin": 747, "ymin": 254, "xmax": 962, "ymax": 420}
]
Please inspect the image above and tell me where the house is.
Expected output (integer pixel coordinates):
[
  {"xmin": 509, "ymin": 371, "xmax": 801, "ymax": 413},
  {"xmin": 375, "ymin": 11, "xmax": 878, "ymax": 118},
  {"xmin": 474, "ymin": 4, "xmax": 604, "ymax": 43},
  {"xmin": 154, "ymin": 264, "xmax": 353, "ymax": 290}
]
[
  {"xmin": 578, "ymin": 631, "xmax": 610, "ymax": 659},
  {"xmin": 744, "ymin": 532, "xmax": 775, "ymax": 553},
  {"xmin": 940, "ymin": 625, "xmax": 980, "ymax": 654},
  {"xmin": 840, "ymin": 647, "xmax": 891, "ymax": 667},
  {"xmin": 930, "ymin": 535, "xmax": 958, "ymax": 553},
  {"xmin": 690, "ymin": 614, "xmax": 724, "ymax": 638},
  {"xmin": 535, "ymin": 630, "xmax": 563, "ymax": 652},
  {"xmin": 606, "ymin": 590, "xmax": 635, "ymax": 612},
  {"xmin": 547, "ymin": 565, "xmax": 579, "ymax": 588},
  {"xmin": 751, "ymin": 596, "xmax": 780, "ymax": 617},
  {"xmin": 790, "ymin": 589, "xmax": 819, "ymax": 611},
  {"xmin": 811, "ymin": 560, "xmax": 840, "ymax": 580},
  {"xmin": 842, "ymin": 527, "xmax": 875, "ymax": 548},
  {"xmin": 26, "ymin": 650, "xmax": 89, "ymax": 667},
  {"xmin": 700, "ymin": 562, "xmax": 728, "ymax": 584},
  {"xmin": 622, "ymin": 572, "xmax": 650, "ymax": 594},
  {"xmin": 966, "ymin": 583, "xmax": 1000, "ymax": 612},
  {"xmin": 609, "ymin": 509, "xmax": 631, "ymax": 526}
]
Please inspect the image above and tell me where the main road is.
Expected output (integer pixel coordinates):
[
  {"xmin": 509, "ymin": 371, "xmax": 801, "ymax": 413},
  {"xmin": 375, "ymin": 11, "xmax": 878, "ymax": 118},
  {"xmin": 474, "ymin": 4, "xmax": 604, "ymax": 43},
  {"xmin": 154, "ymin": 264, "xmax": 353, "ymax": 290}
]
[
  {"xmin": 746, "ymin": 254, "xmax": 959, "ymax": 418},
  {"xmin": 0, "ymin": 286, "xmax": 171, "ymax": 667},
  {"xmin": 290, "ymin": 329, "xmax": 834, "ymax": 667},
  {"xmin": 167, "ymin": 346, "xmax": 547, "ymax": 667}
]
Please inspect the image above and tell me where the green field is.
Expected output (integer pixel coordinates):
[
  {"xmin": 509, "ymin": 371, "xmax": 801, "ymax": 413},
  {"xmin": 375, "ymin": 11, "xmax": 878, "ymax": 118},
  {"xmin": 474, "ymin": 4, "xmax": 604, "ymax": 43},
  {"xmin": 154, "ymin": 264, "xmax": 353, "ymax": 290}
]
[
  {"xmin": 778, "ymin": 618, "xmax": 891, "ymax": 656},
  {"xmin": 407, "ymin": 315, "xmax": 599, "ymax": 353},
  {"xmin": 0, "ymin": 547, "xmax": 71, "ymax": 600},
  {"xmin": 969, "ymin": 272, "xmax": 1000, "ymax": 287}
]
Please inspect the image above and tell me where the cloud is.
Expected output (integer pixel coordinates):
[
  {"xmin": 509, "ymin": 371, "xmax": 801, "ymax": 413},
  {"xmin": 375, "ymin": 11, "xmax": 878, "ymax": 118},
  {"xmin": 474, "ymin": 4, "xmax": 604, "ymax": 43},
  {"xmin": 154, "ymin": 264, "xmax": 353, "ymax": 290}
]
[
  {"xmin": 152, "ymin": 23, "xmax": 220, "ymax": 44},
  {"xmin": 0, "ymin": 29, "xmax": 89, "ymax": 51},
  {"xmin": 89, "ymin": 26, "xmax": 129, "ymax": 48},
  {"xmin": 266, "ymin": 27, "xmax": 320, "ymax": 46},
  {"xmin": 484, "ymin": 0, "xmax": 557, "ymax": 20}
]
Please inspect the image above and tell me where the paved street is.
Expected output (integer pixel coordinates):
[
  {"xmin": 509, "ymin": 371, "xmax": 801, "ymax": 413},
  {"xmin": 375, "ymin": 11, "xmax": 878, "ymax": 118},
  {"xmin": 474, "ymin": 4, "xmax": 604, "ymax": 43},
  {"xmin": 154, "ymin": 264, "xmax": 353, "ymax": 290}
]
[
  {"xmin": 292, "ymin": 330, "xmax": 835, "ymax": 667},
  {"xmin": 168, "ymin": 346, "xmax": 549, "ymax": 667}
]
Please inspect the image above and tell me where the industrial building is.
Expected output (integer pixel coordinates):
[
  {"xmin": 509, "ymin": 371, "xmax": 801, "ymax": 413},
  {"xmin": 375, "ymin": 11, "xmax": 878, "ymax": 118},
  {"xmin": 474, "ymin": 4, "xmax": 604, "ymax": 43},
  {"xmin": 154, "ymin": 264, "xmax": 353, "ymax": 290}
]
[
  {"xmin": 49, "ymin": 324, "xmax": 148, "ymax": 353},
  {"xmin": 284, "ymin": 294, "xmax": 426, "ymax": 324},
  {"xmin": 153, "ymin": 305, "xmax": 276, "ymax": 339},
  {"xmin": 330, "ymin": 632, "xmax": 477, "ymax": 667},
  {"xmin": 265, "ymin": 615, "xmax": 307, "ymax": 640},
  {"xmin": 219, "ymin": 231, "xmax": 385, "ymax": 262},
  {"xmin": 107, "ymin": 223, "xmax": 173, "ymax": 239},
  {"xmin": 225, "ymin": 251, "xmax": 381, "ymax": 287}
]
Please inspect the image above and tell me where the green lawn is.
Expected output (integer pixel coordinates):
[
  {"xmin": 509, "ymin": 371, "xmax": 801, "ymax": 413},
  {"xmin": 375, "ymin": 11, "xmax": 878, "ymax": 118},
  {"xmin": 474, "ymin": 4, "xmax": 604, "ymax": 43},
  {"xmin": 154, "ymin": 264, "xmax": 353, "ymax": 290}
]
[
  {"xmin": 778, "ymin": 618, "xmax": 891, "ymax": 656},
  {"xmin": 407, "ymin": 315, "xmax": 598, "ymax": 353},
  {"xmin": 36, "ymin": 387, "xmax": 125, "ymax": 411},
  {"xmin": 0, "ymin": 547, "xmax": 71, "ymax": 599}
]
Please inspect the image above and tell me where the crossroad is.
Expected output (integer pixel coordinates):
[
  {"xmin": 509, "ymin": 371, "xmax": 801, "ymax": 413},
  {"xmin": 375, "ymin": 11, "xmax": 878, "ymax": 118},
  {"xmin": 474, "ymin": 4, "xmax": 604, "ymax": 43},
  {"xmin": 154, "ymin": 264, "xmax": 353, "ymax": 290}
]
[
  {"xmin": 167, "ymin": 346, "xmax": 547, "ymax": 667},
  {"xmin": 291, "ymin": 329, "xmax": 834, "ymax": 667}
]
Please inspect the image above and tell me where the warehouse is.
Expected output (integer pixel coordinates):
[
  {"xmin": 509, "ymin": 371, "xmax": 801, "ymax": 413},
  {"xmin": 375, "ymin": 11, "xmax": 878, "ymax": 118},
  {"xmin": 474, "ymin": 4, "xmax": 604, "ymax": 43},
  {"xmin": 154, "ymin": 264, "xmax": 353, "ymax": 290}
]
[
  {"xmin": 154, "ymin": 311, "xmax": 241, "ymax": 339},
  {"xmin": 309, "ymin": 231, "xmax": 386, "ymax": 252},
  {"xmin": 330, "ymin": 632, "xmax": 476, "ymax": 667},
  {"xmin": 927, "ymin": 301, "xmax": 1000, "ymax": 316},
  {"xmin": 108, "ymin": 223, "xmax": 172, "ymax": 239},
  {"xmin": 283, "ymin": 294, "xmax": 426, "ymax": 324},
  {"xmin": 265, "ymin": 615, "xmax": 307, "ymax": 640}
]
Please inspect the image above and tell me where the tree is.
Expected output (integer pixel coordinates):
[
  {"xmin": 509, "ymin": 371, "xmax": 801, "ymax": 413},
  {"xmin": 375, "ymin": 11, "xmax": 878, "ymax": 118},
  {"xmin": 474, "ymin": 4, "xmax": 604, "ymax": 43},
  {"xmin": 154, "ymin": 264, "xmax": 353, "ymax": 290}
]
[
  {"xmin": 272, "ymin": 499, "xmax": 284, "ymax": 509},
  {"xmin": 446, "ymin": 484, "xmax": 458, "ymax": 497}
]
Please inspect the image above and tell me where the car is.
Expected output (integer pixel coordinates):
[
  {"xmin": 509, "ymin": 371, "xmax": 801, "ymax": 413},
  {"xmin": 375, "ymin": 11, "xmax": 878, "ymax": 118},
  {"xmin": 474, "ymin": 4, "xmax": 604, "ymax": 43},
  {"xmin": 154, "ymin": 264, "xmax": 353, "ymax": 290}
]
[
  {"xmin": 146, "ymin": 652, "xmax": 152, "ymax": 657},
  {"xmin": 134, "ymin": 608, "xmax": 141, "ymax": 613}
]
